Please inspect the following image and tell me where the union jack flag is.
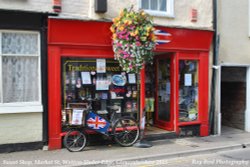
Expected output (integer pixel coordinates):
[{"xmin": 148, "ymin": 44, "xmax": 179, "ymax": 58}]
[
  {"xmin": 87, "ymin": 117, "xmax": 107, "ymax": 129},
  {"xmin": 86, "ymin": 112, "xmax": 110, "ymax": 133}
]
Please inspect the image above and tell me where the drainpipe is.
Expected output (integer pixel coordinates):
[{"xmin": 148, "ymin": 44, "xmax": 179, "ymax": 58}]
[{"xmin": 209, "ymin": 0, "xmax": 220, "ymax": 135}]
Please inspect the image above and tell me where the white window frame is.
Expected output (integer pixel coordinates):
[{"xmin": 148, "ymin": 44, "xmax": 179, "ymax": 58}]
[
  {"xmin": 249, "ymin": 0, "xmax": 250, "ymax": 37},
  {"xmin": 138, "ymin": 0, "xmax": 175, "ymax": 18},
  {"xmin": 0, "ymin": 30, "xmax": 43, "ymax": 114}
]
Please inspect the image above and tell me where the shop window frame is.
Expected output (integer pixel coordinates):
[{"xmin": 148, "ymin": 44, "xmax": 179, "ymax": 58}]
[
  {"xmin": 139, "ymin": 0, "xmax": 175, "ymax": 18},
  {"xmin": 60, "ymin": 58, "xmax": 139, "ymax": 121},
  {"xmin": 0, "ymin": 30, "xmax": 42, "ymax": 114},
  {"xmin": 178, "ymin": 60, "xmax": 199, "ymax": 123},
  {"xmin": 176, "ymin": 53, "xmax": 204, "ymax": 128}
]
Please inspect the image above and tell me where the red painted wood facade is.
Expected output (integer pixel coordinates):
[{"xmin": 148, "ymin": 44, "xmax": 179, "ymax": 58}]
[{"xmin": 48, "ymin": 18, "xmax": 213, "ymax": 150}]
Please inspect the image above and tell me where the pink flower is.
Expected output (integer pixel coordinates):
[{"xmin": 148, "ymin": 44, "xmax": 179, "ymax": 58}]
[
  {"xmin": 116, "ymin": 42, "xmax": 122, "ymax": 47},
  {"xmin": 124, "ymin": 34, "xmax": 129, "ymax": 40},
  {"xmin": 123, "ymin": 54, "xmax": 129, "ymax": 58},
  {"xmin": 122, "ymin": 51, "xmax": 127, "ymax": 55},
  {"xmin": 120, "ymin": 30, "xmax": 126, "ymax": 34},
  {"xmin": 118, "ymin": 34, "xmax": 123, "ymax": 39},
  {"xmin": 130, "ymin": 26, "xmax": 135, "ymax": 30},
  {"xmin": 136, "ymin": 42, "xmax": 141, "ymax": 46}
]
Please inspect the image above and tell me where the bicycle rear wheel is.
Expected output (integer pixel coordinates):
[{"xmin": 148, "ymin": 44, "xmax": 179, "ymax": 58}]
[
  {"xmin": 63, "ymin": 129, "xmax": 87, "ymax": 152},
  {"xmin": 112, "ymin": 117, "xmax": 140, "ymax": 147}
]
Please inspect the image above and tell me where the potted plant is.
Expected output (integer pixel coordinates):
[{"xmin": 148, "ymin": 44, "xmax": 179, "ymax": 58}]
[{"xmin": 110, "ymin": 7, "xmax": 156, "ymax": 73}]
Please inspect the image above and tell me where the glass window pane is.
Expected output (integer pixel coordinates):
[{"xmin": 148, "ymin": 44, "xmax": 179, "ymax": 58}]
[
  {"xmin": 141, "ymin": 0, "xmax": 149, "ymax": 9},
  {"xmin": 179, "ymin": 60, "xmax": 199, "ymax": 122},
  {"xmin": 2, "ymin": 56, "xmax": 39, "ymax": 103},
  {"xmin": 159, "ymin": 0, "xmax": 167, "ymax": 11},
  {"xmin": 150, "ymin": 0, "xmax": 157, "ymax": 10},
  {"xmin": 2, "ymin": 33, "xmax": 38, "ymax": 55},
  {"xmin": 61, "ymin": 58, "xmax": 139, "ymax": 127},
  {"xmin": 157, "ymin": 59, "xmax": 171, "ymax": 122}
]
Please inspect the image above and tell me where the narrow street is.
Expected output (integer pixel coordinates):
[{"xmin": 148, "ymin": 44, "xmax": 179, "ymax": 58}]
[{"xmin": 148, "ymin": 148, "xmax": 250, "ymax": 167}]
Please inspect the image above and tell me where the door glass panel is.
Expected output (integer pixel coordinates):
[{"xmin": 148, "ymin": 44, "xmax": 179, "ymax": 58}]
[
  {"xmin": 157, "ymin": 59, "xmax": 171, "ymax": 121},
  {"xmin": 179, "ymin": 60, "xmax": 199, "ymax": 122}
]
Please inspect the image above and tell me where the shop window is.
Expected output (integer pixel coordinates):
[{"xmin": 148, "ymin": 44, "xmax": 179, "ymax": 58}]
[
  {"xmin": 61, "ymin": 58, "xmax": 138, "ymax": 127},
  {"xmin": 140, "ymin": 0, "xmax": 174, "ymax": 17},
  {"xmin": 179, "ymin": 60, "xmax": 199, "ymax": 122},
  {"xmin": 0, "ymin": 31, "xmax": 42, "ymax": 113}
]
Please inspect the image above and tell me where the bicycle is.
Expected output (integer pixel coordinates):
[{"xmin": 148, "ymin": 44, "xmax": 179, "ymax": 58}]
[{"xmin": 63, "ymin": 100, "xmax": 140, "ymax": 152}]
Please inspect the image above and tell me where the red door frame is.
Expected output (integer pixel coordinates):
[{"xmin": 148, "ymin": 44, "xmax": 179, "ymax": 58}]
[
  {"xmin": 47, "ymin": 19, "xmax": 213, "ymax": 150},
  {"xmin": 175, "ymin": 52, "xmax": 209, "ymax": 136},
  {"xmin": 154, "ymin": 54, "xmax": 175, "ymax": 131},
  {"xmin": 153, "ymin": 52, "xmax": 209, "ymax": 135}
]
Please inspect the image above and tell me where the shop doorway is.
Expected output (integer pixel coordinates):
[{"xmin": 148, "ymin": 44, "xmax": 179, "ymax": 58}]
[
  {"xmin": 145, "ymin": 53, "xmax": 209, "ymax": 137},
  {"xmin": 155, "ymin": 55, "xmax": 174, "ymax": 131},
  {"xmin": 221, "ymin": 67, "xmax": 246, "ymax": 131},
  {"xmin": 145, "ymin": 54, "xmax": 175, "ymax": 132}
]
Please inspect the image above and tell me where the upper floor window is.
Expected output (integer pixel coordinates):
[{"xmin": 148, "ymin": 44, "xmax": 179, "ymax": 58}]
[{"xmin": 140, "ymin": 0, "xmax": 174, "ymax": 17}]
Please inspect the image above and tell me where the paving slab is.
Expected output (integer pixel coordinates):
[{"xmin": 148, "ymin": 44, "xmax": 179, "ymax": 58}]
[{"xmin": 0, "ymin": 132, "xmax": 250, "ymax": 167}]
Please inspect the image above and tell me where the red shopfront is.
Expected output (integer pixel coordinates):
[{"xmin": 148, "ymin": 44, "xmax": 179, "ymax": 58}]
[{"xmin": 48, "ymin": 18, "xmax": 213, "ymax": 150}]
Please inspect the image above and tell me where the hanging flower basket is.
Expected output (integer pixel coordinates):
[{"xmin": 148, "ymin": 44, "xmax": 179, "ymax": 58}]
[{"xmin": 110, "ymin": 7, "xmax": 156, "ymax": 73}]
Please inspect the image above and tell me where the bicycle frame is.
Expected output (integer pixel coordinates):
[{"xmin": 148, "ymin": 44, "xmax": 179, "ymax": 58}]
[{"xmin": 63, "ymin": 107, "xmax": 140, "ymax": 152}]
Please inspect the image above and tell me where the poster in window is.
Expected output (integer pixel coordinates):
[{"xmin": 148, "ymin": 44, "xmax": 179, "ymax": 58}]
[
  {"xmin": 128, "ymin": 73, "xmax": 136, "ymax": 84},
  {"xmin": 184, "ymin": 74, "xmax": 192, "ymax": 86},
  {"xmin": 81, "ymin": 72, "xmax": 92, "ymax": 84},
  {"xmin": 71, "ymin": 109, "xmax": 83, "ymax": 125},
  {"xmin": 96, "ymin": 59, "xmax": 106, "ymax": 73},
  {"xmin": 96, "ymin": 80, "xmax": 109, "ymax": 90}
]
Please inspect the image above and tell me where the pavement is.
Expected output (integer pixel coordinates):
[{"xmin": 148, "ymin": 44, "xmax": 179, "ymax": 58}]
[{"xmin": 0, "ymin": 127, "xmax": 250, "ymax": 167}]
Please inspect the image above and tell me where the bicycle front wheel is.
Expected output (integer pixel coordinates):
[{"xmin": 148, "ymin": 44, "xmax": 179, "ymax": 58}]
[
  {"xmin": 63, "ymin": 129, "xmax": 87, "ymax": 152},
  {"xmin": 112, "ymin": 117, "xmax": 140, "ymax": 147}
]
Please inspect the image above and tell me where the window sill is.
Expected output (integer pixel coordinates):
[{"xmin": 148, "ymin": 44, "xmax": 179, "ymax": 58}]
[
  {"xmin": 0, "ymin": 104, "xmax": 43, "ymax": 114},
  {"xmin": 144, "ymin": 10, "xmax": 175, "ymax": 18}
]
